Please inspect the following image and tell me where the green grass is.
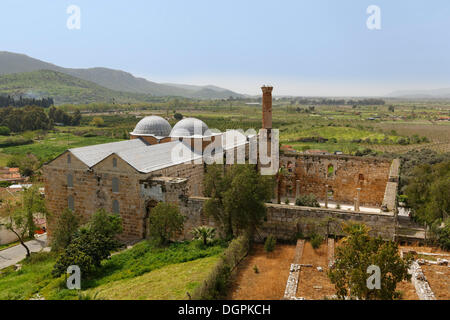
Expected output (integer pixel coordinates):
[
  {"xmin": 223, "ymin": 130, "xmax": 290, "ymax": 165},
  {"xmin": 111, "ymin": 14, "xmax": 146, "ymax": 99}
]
[
  {"xmin": 84, "ymin": 256, "xmax": 220, "ymax": 300},
  {"xmin": 0, "ymin": 240, "xmax": 226, "ymax": 300},
  {"xmin": 0, "ymin": 132, "xmax": 121, "ymax": 162},
  {"xmin": 0, "ymin": 252, "xmax": 57, "ymax": 300}
]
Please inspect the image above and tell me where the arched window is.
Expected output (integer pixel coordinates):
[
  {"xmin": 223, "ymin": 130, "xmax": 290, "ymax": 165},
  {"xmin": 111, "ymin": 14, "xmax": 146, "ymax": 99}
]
[
  {"xmin": 327, "ymin": 164, "xmax": 334, "ymax": 178},
  {"xmin": 112, "ymin": 200, "xmax": 120, "ymax": 214},
  {"xmin": 359, "ymin": 174, "xmax": 364, "ymax": 181},
  {"xmin": 112, "ymin": 177, "xmax": 119, "ymax": 193},
  {"xmin": 113, "ymin": 158, "xmax": 117, "ymax": 168},
  {"xmin": 68, "ymin": 195, "xmax": 74, "ymax": 211},
  {"xmin": 67, "ymin": 174, "xmax": 74, "ymax": 188}
]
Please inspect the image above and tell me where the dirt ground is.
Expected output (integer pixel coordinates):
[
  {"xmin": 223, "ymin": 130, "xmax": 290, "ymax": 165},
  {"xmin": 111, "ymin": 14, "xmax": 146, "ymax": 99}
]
[
  {"xmin": 397, "ymin": 281, "xmax": 419, "ymax": 300},
  {"xmin": 296, "ymin": 242, "xmax": 336, "ymax": 299},
  {"xmin": 227, "ymin": 244, "xmax": 296, "ymax": 300},
  {"xmin": 399, "ymin": 244, "xmax": 450, "ymax": 255},
  {"xmin": 228, "ymin": 242, "xmax": 447, "ymax": 300},
  {"xmin": 422, "ymin": 265, "xmax": 450, "ymax": 300}
]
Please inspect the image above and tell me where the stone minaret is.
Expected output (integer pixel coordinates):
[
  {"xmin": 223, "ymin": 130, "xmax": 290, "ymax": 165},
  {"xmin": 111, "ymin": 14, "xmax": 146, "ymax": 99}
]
[{"xmin": 261, "ymin": 86, "xmax": 273, "ymax": 129}]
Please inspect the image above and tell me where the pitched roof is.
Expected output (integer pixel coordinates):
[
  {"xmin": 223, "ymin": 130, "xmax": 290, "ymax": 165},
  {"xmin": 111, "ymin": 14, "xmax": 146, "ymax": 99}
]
[
  {"xmin": 69, "ymin": 139, "xmax": 203, "ymax": 173},
  {"xmin": 65, "ymin": 130, "xmax": 250, "ymax": 174},
  {"xmin": 69, "ymin": 139, "xmax": 148, "ymax": 168}
]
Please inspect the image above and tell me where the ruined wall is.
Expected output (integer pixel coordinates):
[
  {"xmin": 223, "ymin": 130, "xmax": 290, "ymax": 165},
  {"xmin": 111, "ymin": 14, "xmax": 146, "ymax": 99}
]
[
  {"xmin": 279, "ymin": 154, "xmax": 392, "ymax": 207},
  {"xmin": 179, "ymin": 197, "xmax": 396, "ymax": 242},
  {"xmin": 179, "ymin": 197, "xmax": 218, "ymax": 240},
  {"xmin": 262, "ymin": 203, "xmax": 395, "ymax": 241}
]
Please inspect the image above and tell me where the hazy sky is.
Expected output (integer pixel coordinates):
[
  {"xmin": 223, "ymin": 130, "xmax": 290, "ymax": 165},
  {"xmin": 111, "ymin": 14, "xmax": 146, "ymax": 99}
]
[{"xmin": 2, "ymin": 0, "xmax": 450, "ymax": 96}]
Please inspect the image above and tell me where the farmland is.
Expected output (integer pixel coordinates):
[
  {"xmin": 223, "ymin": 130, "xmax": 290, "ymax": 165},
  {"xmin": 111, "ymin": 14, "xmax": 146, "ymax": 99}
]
[{"xmin": 0, "ymin": 98, "xmax": 449, "ymax": 169}]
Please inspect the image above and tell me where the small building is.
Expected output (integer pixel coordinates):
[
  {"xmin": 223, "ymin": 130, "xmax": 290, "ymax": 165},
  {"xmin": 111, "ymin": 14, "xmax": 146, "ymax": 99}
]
[{"xmin": 0, "ymin": 167, "xmax": 25, "ymax": 184}]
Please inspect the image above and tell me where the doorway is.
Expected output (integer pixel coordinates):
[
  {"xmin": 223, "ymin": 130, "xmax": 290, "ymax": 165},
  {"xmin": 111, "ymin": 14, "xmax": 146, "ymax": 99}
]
[{"xmin": 143, "ymin": 200, "xmax": 158, "ymax": 239}]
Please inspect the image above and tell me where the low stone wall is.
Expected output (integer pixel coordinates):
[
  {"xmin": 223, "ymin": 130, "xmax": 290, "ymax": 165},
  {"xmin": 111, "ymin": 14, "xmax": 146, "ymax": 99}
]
[
  {"xmin": 181, "ymin": 197, "xmax": 396, "ymax": 242},
  {"xmin": 408, "ymin": 261, "xmax": 436, "ymax": 300},
  {"xmin": 262, "ymin": 203, "xmax": 396, "ymax": 241}
]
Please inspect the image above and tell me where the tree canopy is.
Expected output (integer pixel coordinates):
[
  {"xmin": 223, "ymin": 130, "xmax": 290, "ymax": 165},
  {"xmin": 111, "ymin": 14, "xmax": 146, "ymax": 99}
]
[
  {"xmin": 203, "ymin": 164, "xmax": 274, "ymax": 239},
  {"xmin": 328, "ymin": 223, "xmax": 412, "ymax": 300}
]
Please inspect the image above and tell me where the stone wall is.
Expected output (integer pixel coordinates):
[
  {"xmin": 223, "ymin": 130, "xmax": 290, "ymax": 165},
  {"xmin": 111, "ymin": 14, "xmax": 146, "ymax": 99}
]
[
  {"xmin": 180, "ymin": 198, "xmax": 396, "ymax": 242},
  {"xmin": 279, "ymin": 154, "xmax": 392, "ymax": 207},
  {"xmin": 262, "ymin": 203, "xmax": 396, "ymax": 241},
  {"xmin": 43, "ymin": 151, "xmax": 146, "ymax": 241}
]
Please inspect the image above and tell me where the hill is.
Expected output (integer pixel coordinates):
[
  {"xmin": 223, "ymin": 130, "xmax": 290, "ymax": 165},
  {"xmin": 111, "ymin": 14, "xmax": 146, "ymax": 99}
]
[
  {"xmin": 0, "ymin": 70, "xmax": 156, "ymax": 105},
  {"xmin": 387, "ymin": 88, "xmax": 450, "ymax": 99},
  {"xmin": 0, "ymin": 52, "xmax": 244, "ymax": 99}
]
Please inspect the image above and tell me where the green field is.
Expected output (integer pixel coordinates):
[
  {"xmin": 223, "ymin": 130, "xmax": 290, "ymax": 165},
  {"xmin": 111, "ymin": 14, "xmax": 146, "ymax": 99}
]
[
  {"xmin": 0, "ymin": 100, "xmax": 449, "ymax": 167},
  {"xmin": 0, "ymin": 132, "xmax": 121, "ymax": 164},
  {"xmin": 0, "ymin": 240, "xmax": 225, "ymax": 300}
]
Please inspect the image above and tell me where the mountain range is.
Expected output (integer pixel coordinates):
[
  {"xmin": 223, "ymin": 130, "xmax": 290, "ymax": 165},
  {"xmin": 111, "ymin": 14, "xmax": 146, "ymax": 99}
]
[
  {"xmin": 0, "ymin": 51, "xmax": 244, "ymax": 104},
  {"xmin": 387, "ymin": 88, "xmax": 450, "ymax": 99}
]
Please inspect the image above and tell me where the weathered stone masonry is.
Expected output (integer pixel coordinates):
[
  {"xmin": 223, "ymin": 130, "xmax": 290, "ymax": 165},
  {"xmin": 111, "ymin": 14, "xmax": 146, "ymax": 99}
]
[
  {"xmin": 279, "ymin": 154, "xmax": 392, "ymax": 207},
  {"xmin": 181, "ymin": 197, "xmax": 397, "ymax": 241}
]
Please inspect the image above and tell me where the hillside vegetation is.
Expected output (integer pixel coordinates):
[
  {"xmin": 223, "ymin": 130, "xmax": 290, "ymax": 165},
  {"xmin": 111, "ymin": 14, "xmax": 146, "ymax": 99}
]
[
  {"xmin": 0, "ymin": 51, "xmax": 244, "ymax": 99},
  {"xmin": 0, "ymin": 70, "xmax": 158, "ymax": 105}
]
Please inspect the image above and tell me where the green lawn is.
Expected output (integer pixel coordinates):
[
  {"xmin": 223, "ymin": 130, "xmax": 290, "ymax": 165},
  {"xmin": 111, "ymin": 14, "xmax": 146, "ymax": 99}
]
[
  {"xmin": 85, "ymin": 256, "xmax": 220, "ymax": 300},
  {"xmin": 0, "ymin": 240, "xmax": 225, "ymax": 300}
]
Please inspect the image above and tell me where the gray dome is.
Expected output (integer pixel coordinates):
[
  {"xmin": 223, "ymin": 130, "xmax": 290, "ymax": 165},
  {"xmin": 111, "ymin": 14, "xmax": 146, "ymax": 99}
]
[
  {"xmin": 170, "ymin": 118, "xmax": 211, "ymax": 137},
  {"xmin": 131, "ymin": 116, "xmax": 172, "ymax": 137}
]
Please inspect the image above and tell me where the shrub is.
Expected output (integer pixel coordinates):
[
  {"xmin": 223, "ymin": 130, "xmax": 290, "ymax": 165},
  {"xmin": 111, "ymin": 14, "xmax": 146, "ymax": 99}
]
[
  {"xmin": 284, "ymin": 198, "xmax": 290, "ymax": 205},
  {"xmin": 0, "ymin": 126, "xmax": 10, "ymax": 136},
  {"xmin": 0, "ymin": 137, "xmax": 33, "ymax": 148},
  {"xmin": 148, "ymin": 203, "xmax": 185, "ymax": 245},
  {"xmin": 191, "ymin": 226, "xmax": 216, "ymax": 246},
  {"xmin": 310, "ymin": 233, "xmax": 324, "ymax": 249},
  {"xmin": 51, "ymin": 209, "xmax": 80, "ymax": 252},
  {"xmin": 192, "ymin": 234, "xmax": 251, "ymax": 300},
  {"xmin": 90, "ymin": 117, "xmax": 105, "ymax": 127},
  {"xmin": 253, "ymin": 265, "xmax": 259, "ymax": 274},
  {"xmin": 436, "ymin": 219, "xmax": 450, "ymax": 250},
  {"xmin": 264, "ymin": 235, "xmax": 277, "ymax": 253},
  {"xmin": 295, "ymin": 194, "xmax": 320, "ymax": 208},
  {"xmin": 52, "ymin": 210, "xmax": 123, "ymax": 278}
]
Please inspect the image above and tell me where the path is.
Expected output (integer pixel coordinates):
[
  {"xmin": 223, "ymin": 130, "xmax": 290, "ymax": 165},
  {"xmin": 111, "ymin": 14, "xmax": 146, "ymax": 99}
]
[{"xmin": 0, "ymin": 234, "xmax": 48, "ymax": 270}]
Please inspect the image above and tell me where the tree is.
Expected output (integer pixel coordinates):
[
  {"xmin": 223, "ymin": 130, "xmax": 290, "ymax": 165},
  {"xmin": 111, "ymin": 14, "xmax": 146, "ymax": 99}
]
[
  {"xmin": 148, "ymin": 203, "xmax": 185, "ymax": 245},
  {"xmin": 328, "ymin": 223, "xmax": 412, "ymax": 300},
  {"xmin": 203, "ymin": 165, "xmax": 274, "ymax": 239},
  {"xmin": 0, "ymin": 200, "xmax": 33, "ymax": 257},
  {"xmin": 87, "ymin": 209, "xmax": 123, "ymax": 239},
  {"xmin": 405, "ymin": 161, "xmax": 450, "ymax": 225},
  {"xmin": 174, "ymin": 112, "xmax": 183, "ymax": 121},
  {"xmin": 0, "ymin": 126, "xmax": 10, "ymax": 136},
  {"xmin": 191, "ymin": 226, "xmax": 216, "ymax": 245},
  {"xmin": 7, "ymin": 153, "xmax": 40, "ymax": 177},
  {"xmin": 50, "ymin": 208, "xmax": 80, "ymax": 252},
  {"xmin": 71, "ymin": 110, "xmax": 82, "ymax": 126},
  {"xmin": 0, "ymin": 186, "xmax": 46, "ymax": 257},
  {"xmin": 90, "ymin": 117, "xmax": 104, "ymax": 127},
  {"xmin": 52, "ymin": 209, "xmax": 123, "ymax": 278}
]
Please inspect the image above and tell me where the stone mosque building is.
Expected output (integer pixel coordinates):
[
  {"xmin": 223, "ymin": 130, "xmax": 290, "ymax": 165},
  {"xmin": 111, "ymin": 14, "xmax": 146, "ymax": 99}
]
[{"xmin": 43, "ymin": 87, "xmax": 401, "ymax": 242}]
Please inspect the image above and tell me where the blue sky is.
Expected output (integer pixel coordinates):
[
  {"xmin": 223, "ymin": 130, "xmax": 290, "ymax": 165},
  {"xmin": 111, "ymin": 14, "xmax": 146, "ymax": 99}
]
[{"xmin": 2, "ymin": 0, "xmax": 450, "ymax": 96}]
